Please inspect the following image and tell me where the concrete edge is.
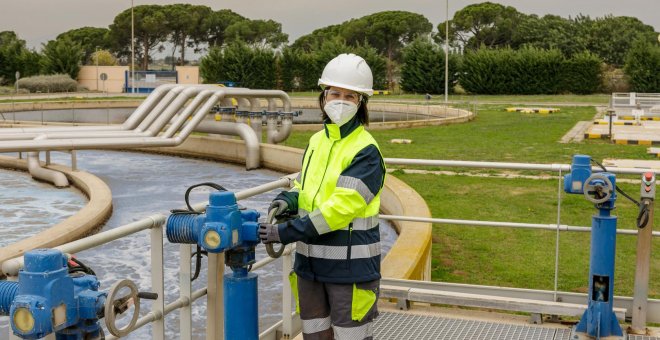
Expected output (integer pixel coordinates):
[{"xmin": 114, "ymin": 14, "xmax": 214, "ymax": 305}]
[
  {"xmin": 137, "ymin": 136, "xmax": 433, "ymax": 281},
  {"xmin": 0, "ymin": 156, "xmax": 113, "ymax": 265}
]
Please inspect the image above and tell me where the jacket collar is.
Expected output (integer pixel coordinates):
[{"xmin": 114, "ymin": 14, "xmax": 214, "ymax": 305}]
[{"xmin": 323, "ymin": 115, "xmax": 361, "ymax": 140}]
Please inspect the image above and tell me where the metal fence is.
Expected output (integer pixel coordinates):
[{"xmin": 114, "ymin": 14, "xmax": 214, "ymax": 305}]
[{"xmin": 1, "ymin": 157, "xmax": 659, "ymax": 340}]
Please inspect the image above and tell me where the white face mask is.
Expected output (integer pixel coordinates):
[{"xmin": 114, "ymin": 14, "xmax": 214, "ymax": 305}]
[{"xmin": 324, "ymin": 100, "xmax": 358, "ymax": 127}]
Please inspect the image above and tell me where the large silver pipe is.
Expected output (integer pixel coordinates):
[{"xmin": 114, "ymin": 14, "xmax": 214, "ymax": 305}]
[
  {"xmin": 0, "ymin": 89, "xmax": 293, "ymax": 152},
  {"xmin": 194, "ymin": 120, "xmax": 260, "ymax": 169},
  {"xmin": 135, "ymin": 85, "xmax": 186, "ymax": 132},
  {"xmin": 27, "ymin": 148, "xmax": 69, "ymax": 187},
  {"xmin": 266, "ymin": 114, "xmax": 293, "ymax": 144},
  {"xmin": 0, "ymin": 84, "xmax": 179, "ymax": 134},
  {"xmin": 163, "ymin": 90, "xmax": 214, "ymax": 138},
  {"xmin": 145, "ymin": 86, "xmax": 206, "ymax": 135}
]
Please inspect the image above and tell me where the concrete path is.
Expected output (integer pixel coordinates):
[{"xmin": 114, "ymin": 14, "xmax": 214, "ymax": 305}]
[{"xmin": 560, "ymin": 121, "xmax": 591, "ymax": 143}]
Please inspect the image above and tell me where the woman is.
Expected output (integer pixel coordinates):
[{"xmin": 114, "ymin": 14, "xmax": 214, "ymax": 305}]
[{"xmin": 259, "ymin": 53, "xmax": 386, "ymax": 340}]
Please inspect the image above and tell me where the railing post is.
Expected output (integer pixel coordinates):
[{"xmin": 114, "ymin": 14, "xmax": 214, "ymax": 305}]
[
  {"xmin": 631, "ymin": 198, "xmax": 654, "ymax": 333},
  {"xmin": 553, "ymin": 169, "xmax": 562, "ymax": 302},
  {"xmin": 282, "ymin": 246, "xmax": 294, "ymax": 338},
  {"xmin": 207, "ymin": 253, "xmax": 224, "ymax": 340},
  {"xmin": 71, "ymin": 150, "xmax": 77, "ymax": 171},
  {"xmin": 180, "ymin": 244, "xmax": 192, "ymax": 340},
  {"xmin": 150, "ymin": 224, "xmax": 165, "ymax": 339}
]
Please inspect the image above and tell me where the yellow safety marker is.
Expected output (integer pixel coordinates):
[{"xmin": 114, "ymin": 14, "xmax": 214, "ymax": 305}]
[
  {"xmin": 586, "ymin": 133, "xmax": 605, "ymax": 139},
  {"xmin": 373, "ymin": 90, "xmax": 390, "ymax": 95},
  {"xmin": 619, "ymin": 116, "xmax": 660, "ymax": 121}
]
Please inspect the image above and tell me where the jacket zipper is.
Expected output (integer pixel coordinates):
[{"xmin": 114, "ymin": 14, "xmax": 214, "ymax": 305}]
[
  {"xmin": 310, "ymin": 141, "xmax": 335, "ymax": 209},
  {"xmin": 300, "ymin": 149, "xmax": 314, "ymax": 191}
]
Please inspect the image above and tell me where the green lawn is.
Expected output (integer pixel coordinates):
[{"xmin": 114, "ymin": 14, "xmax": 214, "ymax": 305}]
[
  {"xmin": 283, "ymin": 103, "xmax": 659, "ymax": 297},
  {"xmin": 289, "ymin": 92, "xmax": 610, "ymax": 105},
  {"xmin": 283, "ymin": 104, "xmax": 652, "ymax": 165}
]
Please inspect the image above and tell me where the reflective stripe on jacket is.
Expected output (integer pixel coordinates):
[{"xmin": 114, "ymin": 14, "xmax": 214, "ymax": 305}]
[{"xmin": 277, "ymin": 116, "xmax": 385, "ymax": 283}]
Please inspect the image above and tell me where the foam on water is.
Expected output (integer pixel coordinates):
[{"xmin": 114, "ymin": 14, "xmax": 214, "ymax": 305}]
[{"xmin": 0, "ymin": 150, "xmax": 397, "ymax": 339}]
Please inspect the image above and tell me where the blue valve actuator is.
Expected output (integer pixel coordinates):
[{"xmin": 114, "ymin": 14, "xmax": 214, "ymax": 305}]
[
  {"xmin": 564, "ymin": 155, "xmax": 592, "ymax": 194},
  {"xmin": 166, "ymin": 191, "xmax": 260, "ymax": 253}
]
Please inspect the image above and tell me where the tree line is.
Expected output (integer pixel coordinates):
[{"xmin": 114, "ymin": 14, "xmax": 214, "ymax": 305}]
[{"xmin": 1, "ymin": 2, "xmax": 658, "ymax": 93}]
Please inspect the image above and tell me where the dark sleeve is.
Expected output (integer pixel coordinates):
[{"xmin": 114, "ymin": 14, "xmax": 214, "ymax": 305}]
[{"xmin": 339, "ymin": 144, "xmax": 385, "ymax": 197}]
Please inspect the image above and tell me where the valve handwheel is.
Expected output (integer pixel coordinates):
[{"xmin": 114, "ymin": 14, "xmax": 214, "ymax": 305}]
[
  {"xmin": 583, "ymin": 174, "xmax": 614, "ymax": 204},
  {"xmin": 105, "ymin": 279, "xmax": 141, "ymax": 337},
  {"xmin": 265, "ymin": 209, "xmax": 286, "ymax": 258}
]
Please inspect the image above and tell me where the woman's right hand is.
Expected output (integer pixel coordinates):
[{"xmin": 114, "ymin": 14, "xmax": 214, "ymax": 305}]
[{"xmin": 268, "ymin": 199, "xmax": 289, "ymax": 218}]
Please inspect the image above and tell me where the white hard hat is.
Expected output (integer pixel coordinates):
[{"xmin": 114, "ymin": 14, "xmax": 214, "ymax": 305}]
[{"xmin": 318, "ymin": 53, "xmax": 374, "ymax": 96}]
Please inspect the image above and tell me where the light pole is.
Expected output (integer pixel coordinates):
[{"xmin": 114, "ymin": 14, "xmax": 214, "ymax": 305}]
[
  {"xmin": 95, "ymin": 47, "xmax": 99, "ymax": 91},
  {"xmin": 131, "ymin": 0, "xmax": 135, "ymax": 94},
  {"xmin": 444, "ymin": 0, "xmax": 449, "ymax": 104}
]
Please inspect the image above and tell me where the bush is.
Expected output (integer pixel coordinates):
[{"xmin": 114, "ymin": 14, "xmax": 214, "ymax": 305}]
[
  {"xmin": 16, "ymin": 74, "xmax": 78, "ymax": 93},
  {"xmin": 624, "ymin": 40, "xmax": 660, "ymax": 92},
  {"xmin": 199, "ymin": 41, "xmax": 277, "ymax": 89},
  {"xmin": 40, "ymin": 37, "xmax": 84, "ymax": 79},
  {"xmin": 459, "ymin": 47, "xmax": 602, "ymax": 95},
  {"xmin": 400, "ymin": 37, "xmax": 460, "ymax": 94},
  {"xmin": 279, "ymin": 39, "xmax": 387, "ymax": 92},
  {"xmin": 561, "ymin": 51, "xmax": 602, "ymax": 94}
]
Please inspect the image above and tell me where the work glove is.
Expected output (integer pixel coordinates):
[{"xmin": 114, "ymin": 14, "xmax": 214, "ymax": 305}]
[
  {"xmin": 259, "ymin": 223, "xmax": 281, "ymax": 244},
  {"xmin": 268, "ymin": 199, "xmax": 289, "ymax": 218}
]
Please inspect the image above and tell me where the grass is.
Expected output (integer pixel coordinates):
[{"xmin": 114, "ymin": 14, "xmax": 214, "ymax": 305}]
[
  {"xmin": 283, "ymin": 104, "xmax": 652, "ymax": 164},
  {"xmin": 282, "ymin": 103, "xmax": 659, "ymax": 297},
  {"xmin": 397, "ymin": 173, "xmax": 660, "ymax": 298},
  {"xmin": 288, "ymin": 91, "xmax": 610, "ymax": 105}
]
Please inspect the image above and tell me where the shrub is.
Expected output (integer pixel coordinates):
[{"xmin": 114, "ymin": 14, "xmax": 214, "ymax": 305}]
[
  {"xmin": 459, "ymin": 47, "xmax": 602, "ymax": 94},
  {"xmin": 624, "ymin": 40, "xmax": 660, "ymax": 92},
  {"xmin": 561, "ymin": 51, "xmax": 603, "ymax": 94},
  {"xmin": 400, "ymin": 37, "xmax": 460, "ymax": 94},
  {"xmin": 16, "ymin": 74, "xmax": 78, "ymax": 93},
  {"xmin": 200, "ymin": 41, "xmax": 277, "ymax": 89}
]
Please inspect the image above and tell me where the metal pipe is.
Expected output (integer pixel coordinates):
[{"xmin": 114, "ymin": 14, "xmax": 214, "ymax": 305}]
[
  {"xmin": 163, "ymin": 90, "xmax": 214, "ymax": 138},
  {"xmin": 194, "ymin": 120, "xmax": 261, "ymax": 169},
  {"xmin": 384, "ymin": 158, "xmax": 660, "ymax": 176},
  {"xmin": 1, "ymin": 214, "xmax": 166, "ymax": 276},
  {"xmin": 379, "ymin": 214, "xmax": 660, "ymax": 237},
  {"xmin": 266, "ymin": 114, "xmax": 293, "ymax": 144},
  {"xmin": 135, "ymin": 85, "xmax": 185, "ymax": 132},
  {"xmin": 27, "ymin": 150, "xmax": 69, "ymax": 187},
  {"xmin": 0, "ymin": 84, "xmax": 179, "ymax": 134},
  {"xmin": 191, "ymin": 175, "xmax": 293, "ymax": 212},
  {"xmin": 146, "ymin": 86, "xmax": 206, "ymax": 135}
]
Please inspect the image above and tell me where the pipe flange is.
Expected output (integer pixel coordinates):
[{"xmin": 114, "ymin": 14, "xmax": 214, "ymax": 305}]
[{"xmin": 104, "ymin": 279, "xmax": 140, "ymax": 337}]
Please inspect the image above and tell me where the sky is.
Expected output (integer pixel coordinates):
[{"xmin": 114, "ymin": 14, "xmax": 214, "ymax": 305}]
[{"xmin": 1, "ymin": 0, "xmax": 658, "ymax": 51}]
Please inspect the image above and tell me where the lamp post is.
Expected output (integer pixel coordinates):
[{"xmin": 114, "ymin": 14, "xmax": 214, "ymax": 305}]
[
  {"xmin": 95, "ymin": 47, "xmax": 99, "ymax": 91},
  {"xmin": 131, "ymin": 0, "xmax": 135, "ymax": 94},
  {"xmin": 444, "ymin": 0, "xmax": 449, "ymax": 104}
]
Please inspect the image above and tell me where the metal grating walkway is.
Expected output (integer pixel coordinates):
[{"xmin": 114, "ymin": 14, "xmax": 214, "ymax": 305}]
[{"xmin": 374, "ymin": 312, "xmax": 660, "ymax": 340}]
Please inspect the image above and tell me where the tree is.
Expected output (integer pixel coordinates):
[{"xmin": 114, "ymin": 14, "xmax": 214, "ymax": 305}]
[
  {"xmin": 511, "ymin": 15, "xmax": 590, "ymax": 57},
  {"xmin": 587, "ymin": 15, "xmax": 658, "ymax": 66},
  {"xmin": 199, "ymin": 40, "xmax": 277, "ymax": 89},
  {"xmin": 347, "ymin": 11, "xmax": 433, "ymax": 88},
  {"xmin": 90, "ymin": 50, "xmax": 118, "ymax": 66},
  {"xmin": 163, "ymin": 4, "xmax": 212, "ymax": 69},
  {"xmin": 400, "ymin": 38, "xmax": 459, "ymax": 94},
  {"xmin": 291, "ymin": 25, "xmax": 342, "ymax": 51},
  {"xmin": 437, "ymin": 2, "xmax": 525, "ymax": 50},
  {"xmin": 225, "ymin": 19, "xmax": 288, "ymax": 48},
  {"xmin": 109, "ymin": 5, "xmax": 168, "ymax": 70},
  {"xmin": 203, "ymin": 9, "xmax": 246, "ymax": 48},
  {"xmin": 40, "ymin": 37, "xmax": 84, "ymax": 79},
  {"xmin": 57, "ymin": 27, "xmax": 111, "ymax": 63},
  {"xmin": 624, "ymin": 39, "xmax": 660, "ymax": 92},
  {"xmin": 0, "ymin": 31, "xmax": 41, "ymax": 84}
]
